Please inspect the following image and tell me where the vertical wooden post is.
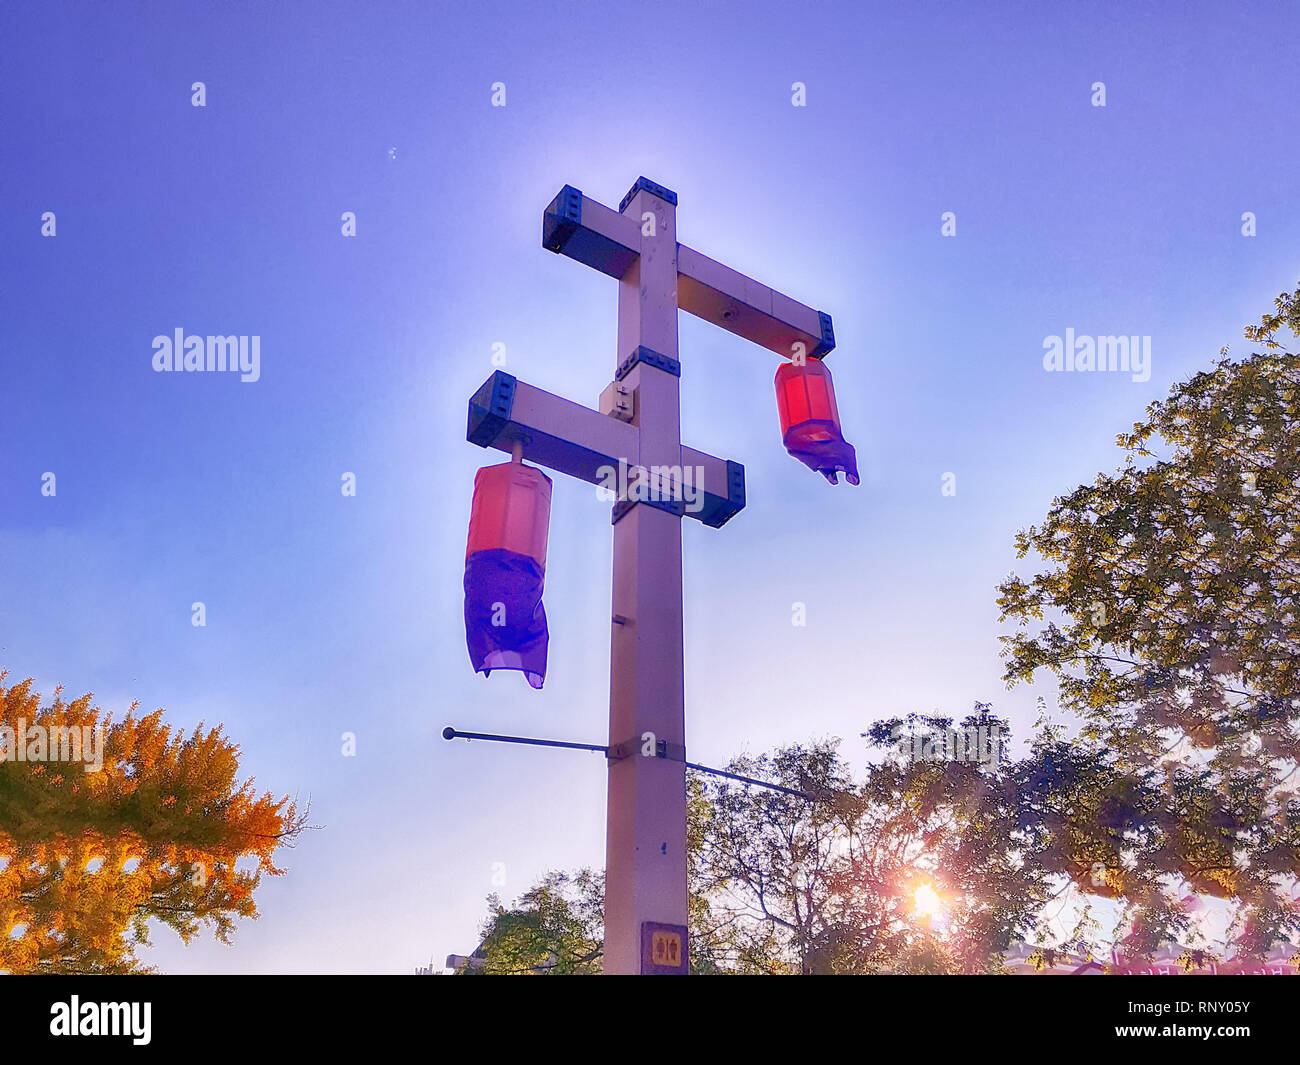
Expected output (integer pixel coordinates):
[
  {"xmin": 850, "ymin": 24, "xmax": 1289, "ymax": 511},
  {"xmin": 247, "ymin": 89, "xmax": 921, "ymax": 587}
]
[{"xmin": 603, "ymin": 181, "xmax": 688, "ymax": 975}]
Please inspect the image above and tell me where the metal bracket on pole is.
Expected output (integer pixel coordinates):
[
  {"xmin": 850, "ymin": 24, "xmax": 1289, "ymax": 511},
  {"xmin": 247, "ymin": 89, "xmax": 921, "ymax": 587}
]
[
  {"xmin": 610, "ymin": 495, "xmax": 687, "ymax": 524},
  {"xmin": 598, "ymin": 380, "xmax": 636, "ymax": 423},
  {"xmin": 607, "ymin": 736, "xmax": 687, "ymax": 763},
  {"xmin": 619, "ymin": 177, "xmax": 678, "ymax": 213},
  {"xmin": 617, "ymin": 345, "xmax": 681, "ymax": 381}
]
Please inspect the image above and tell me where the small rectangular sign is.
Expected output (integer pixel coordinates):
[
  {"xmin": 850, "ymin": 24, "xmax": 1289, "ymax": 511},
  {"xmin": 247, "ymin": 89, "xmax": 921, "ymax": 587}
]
[{"xmin": 641, "ymin": 921, "xmax": 688, "ymax": 974}]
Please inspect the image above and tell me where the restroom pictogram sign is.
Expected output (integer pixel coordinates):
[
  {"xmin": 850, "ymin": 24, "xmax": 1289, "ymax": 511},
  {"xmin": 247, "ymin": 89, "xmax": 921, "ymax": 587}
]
[{"xmin": 641, "ymin": 922, "xmax": 688, "ymax": 974}]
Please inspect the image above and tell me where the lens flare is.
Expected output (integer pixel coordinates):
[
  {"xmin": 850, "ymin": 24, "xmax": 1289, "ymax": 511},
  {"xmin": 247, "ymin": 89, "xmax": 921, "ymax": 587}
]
[{"xmin": 914, "ymin": 883, "xmax": 943, "ymax": 920}]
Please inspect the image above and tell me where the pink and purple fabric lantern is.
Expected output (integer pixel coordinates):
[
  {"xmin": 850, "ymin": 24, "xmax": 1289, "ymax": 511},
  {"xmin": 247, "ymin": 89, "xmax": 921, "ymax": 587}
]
[
  {"xmin": 464, "ymin": 457, "xmax": 552, "ymax": 688},
  {"xmin": 774, "ymin": 358, "xmax": 859, "ymax": 485}
]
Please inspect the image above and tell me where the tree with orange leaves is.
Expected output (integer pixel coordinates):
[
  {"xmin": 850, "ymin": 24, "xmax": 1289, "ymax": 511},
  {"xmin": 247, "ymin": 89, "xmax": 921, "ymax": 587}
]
[{"xmin": 0, "ymin": 673, "xmax": 307, "ymax": 973}]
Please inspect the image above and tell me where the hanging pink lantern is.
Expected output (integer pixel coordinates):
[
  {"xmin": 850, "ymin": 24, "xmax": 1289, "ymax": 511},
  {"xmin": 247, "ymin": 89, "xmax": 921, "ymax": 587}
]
[
  {"xmin": 464, "ymin": 458, "xmax": 552, "ymax": 688},
  {"xmin": 466, "ymin": 460, "xmax": 552, "ymax": 565},
  {"xmin": 774, "ymin": 359, "xmax": 859, "ymax": 485}
]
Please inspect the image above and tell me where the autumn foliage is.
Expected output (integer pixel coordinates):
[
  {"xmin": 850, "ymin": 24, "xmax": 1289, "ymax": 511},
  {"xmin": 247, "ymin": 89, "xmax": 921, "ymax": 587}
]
[{"xmin": 0, "ymin": 673, "xmax": 306, "ymax": 973}]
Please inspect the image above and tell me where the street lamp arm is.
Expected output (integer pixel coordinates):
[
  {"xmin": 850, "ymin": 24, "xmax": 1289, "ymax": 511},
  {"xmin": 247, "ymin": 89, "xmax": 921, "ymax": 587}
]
[{"xmin": 442, "ymin": 725, "xmax": 814, "ymax": 799}]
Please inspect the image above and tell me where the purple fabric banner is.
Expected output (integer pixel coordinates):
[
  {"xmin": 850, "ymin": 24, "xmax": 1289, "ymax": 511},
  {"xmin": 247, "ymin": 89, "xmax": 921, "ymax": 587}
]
[
  {"xmin": 464, "ymin": 547, "xmax": 549, "ymax": 689},
  {"xmin": 784, "ymin": 426, "xmax": 860, "ymax": 486}
]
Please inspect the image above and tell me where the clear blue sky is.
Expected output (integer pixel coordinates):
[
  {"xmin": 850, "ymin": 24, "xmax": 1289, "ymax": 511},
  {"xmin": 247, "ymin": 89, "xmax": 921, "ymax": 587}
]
[{"xmin": 2, "ymin": 1, "xmax": 1296, "ymax": 972}]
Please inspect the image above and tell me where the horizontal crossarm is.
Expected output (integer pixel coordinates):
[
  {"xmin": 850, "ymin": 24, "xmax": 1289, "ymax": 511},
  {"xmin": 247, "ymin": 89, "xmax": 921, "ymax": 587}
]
[
  {"xmin": 542, "ymin": 185, "xmax": 642, "ymax": 280},
  {"xmin": 542, "ymin": 183, "xmax": 834, "ymax": 361},
  {"xmin": 680, "ymin": 446, "xmax": 746, "ymax": 529},
  {"xmin": 676, "ymin": 244, "xmax": 835, "ymax": 359},
  {"xmin": 468, "ymin": 370, "xmax": 637, "ymax": 485},
  {"xmin": 466, "ymin": 371, "xmax": 745, "ymax": 528}
]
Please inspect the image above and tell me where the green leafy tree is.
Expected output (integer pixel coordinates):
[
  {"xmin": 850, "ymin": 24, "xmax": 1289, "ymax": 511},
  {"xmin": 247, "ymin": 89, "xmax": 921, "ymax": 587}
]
[
  {"xmin": 996, "ymin": 285, "xmax": 1300, "ymax": 966},
  {"xmin": 688, "ymin": 740, "xmax": 854, "ymax": 974},
  {"xmin": 466, "ymin": 869, "xmax": 604, "ymax": 974}
]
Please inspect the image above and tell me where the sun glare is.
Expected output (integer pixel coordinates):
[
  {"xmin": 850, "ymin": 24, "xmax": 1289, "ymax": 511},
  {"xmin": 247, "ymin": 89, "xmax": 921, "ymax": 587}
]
[{"xmin": 914, "ymin": 883, "xmax": 944, "ymax": 920}]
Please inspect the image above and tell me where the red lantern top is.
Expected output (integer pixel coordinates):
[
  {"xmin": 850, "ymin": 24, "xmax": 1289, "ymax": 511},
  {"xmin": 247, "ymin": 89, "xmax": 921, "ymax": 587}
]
[
  {"xmin": 466, "ymin": 460, "xmax": 553, "ymax": 565},
  {"xmin": 775, "ymin": 358, "xmax": 842, "ymax": 443}
]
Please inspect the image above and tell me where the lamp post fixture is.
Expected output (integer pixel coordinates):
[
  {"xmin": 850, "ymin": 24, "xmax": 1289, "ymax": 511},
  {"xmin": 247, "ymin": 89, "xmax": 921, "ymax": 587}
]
[{"xmin": 462, "ymin": 177, "xmax": 851, "ymax": 974}]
